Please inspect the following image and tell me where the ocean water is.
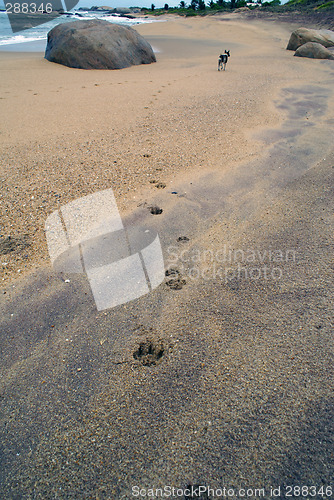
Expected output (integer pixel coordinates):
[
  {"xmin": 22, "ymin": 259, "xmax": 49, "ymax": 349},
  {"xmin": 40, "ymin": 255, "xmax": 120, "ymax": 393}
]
[{"xmin": 0, "ymin": 9, "xmax": 155, "ymax": 47}]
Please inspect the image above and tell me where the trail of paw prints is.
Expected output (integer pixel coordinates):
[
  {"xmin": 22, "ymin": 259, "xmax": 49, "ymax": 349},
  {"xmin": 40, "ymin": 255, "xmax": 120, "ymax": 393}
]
[{"xmin": 144, "ymin": 81, "xmax": 174, "ymax": 109}]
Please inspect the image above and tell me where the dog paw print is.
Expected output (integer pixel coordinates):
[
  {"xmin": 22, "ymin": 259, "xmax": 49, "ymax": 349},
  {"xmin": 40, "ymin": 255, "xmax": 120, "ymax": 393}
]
[
  {"xmin": 165, "ymin": 269, "xmax": 186, "ymax": 290},
  {"xmin": 133, "ymin": 339, "xmax": 165, "ymax": 366},
  {"xmin": 148, "ymin": 206, "xmax": 163, "ymax": 215}
]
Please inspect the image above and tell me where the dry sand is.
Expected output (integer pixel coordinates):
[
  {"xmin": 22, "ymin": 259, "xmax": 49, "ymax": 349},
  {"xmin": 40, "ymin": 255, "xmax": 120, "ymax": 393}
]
[
  {"xmin": 0, "ymin": 15, "xmax": 307, "ymax": 282},
  {"xmin": 0, "ymin": 13, "xmax": 333, "ymax": 499}
]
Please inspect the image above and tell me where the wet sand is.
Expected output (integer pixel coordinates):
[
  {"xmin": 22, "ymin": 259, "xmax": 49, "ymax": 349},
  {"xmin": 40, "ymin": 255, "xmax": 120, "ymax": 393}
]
[{"xmin": 0, "ymin": 14, "xmax": 333, "ymax": 498}]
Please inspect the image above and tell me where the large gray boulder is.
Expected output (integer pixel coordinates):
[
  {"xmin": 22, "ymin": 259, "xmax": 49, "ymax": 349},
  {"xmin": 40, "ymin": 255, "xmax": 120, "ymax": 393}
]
[
  {"xmin": 294, "ymin": 42, "xmax": 334, "ymax": 60},
  {"xmin": 287, "ymin": 27, "xmax": 334, "ymax": 51},
  {"xmin": 45, "ymin": 20, "xmax": 156, "ymax": 70},
  {"xmin": 113, "ymin": 7, "xmax": 132, "ymax": 14}
]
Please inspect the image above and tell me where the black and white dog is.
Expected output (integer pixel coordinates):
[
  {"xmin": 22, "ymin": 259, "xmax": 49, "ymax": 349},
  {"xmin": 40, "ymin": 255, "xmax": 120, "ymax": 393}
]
[{"xmin": 218, "ymin": 50, "xmax": 230, "ymax": 71}]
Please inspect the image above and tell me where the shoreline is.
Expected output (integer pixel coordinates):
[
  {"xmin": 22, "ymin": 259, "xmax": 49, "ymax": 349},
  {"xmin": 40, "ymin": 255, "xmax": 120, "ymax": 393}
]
[
  {"xmin": 0, "ymin": 39, "xmax": 47, "ymax": 52},
  {"xmin": 1, "ymin": 8, "xmax": 333, "ymax": 54}
]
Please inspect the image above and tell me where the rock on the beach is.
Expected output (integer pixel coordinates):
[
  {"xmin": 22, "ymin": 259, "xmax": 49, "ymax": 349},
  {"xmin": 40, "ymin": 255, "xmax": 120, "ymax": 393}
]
[
  {"xmin": 286, "ymin": 27, "xmax": 334, "ymax": 51},
  {"xmin": 45, "ymin": 20, "xmax": 156, "ymax": 70},
  {"xmin": 113, "ymin": 7, "xmax": 132, "ymax": 14},
  {"xmin": 294, "ymin": 42, "xmax": 334, "ymax": 60}
]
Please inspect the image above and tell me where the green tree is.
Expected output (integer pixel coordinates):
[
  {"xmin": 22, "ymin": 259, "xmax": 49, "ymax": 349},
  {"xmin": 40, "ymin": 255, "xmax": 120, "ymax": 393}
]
[
  {"xmin": 179, "ymin": 0, "xmax": 186, "ymax": 6},
  {"xmin": 151, "ymin": 3, "xmax": 155, "ymax": 9},
  {"xmin": 164, "ymin": 2, "xmax": 169, "ymax": 8},
  {"xmin": 198, "ymin": 0, "xmax": 206, "ymax": 8}
]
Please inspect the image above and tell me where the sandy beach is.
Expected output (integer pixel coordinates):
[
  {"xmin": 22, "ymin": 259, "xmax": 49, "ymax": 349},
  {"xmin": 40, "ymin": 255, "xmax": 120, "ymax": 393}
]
[{"xmin": 0, "ymin": 13, "xmax": 333, "ymax": 498}]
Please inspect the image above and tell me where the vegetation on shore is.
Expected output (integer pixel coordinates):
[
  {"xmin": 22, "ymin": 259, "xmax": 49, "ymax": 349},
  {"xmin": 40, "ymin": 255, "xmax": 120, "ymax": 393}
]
[{"xmin": 138, "ymin": 0, "xmax": 334, "ymax": 17}]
